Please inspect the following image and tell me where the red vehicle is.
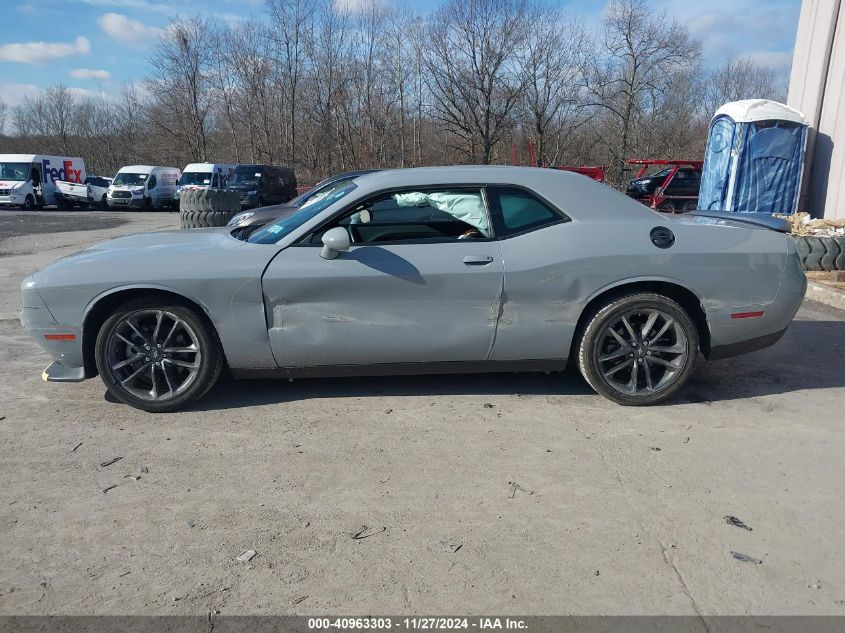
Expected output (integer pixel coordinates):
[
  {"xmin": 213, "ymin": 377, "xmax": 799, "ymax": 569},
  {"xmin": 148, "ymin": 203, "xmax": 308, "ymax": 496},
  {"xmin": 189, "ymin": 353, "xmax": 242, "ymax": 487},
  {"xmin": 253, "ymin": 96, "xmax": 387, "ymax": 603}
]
[
  {"xmin": 625, "ymin": 159, "xmax": 703, "ymax": 212},
  {"xmin": 551, "ymin": 165, "xmax": 606, "ymax": 182}
]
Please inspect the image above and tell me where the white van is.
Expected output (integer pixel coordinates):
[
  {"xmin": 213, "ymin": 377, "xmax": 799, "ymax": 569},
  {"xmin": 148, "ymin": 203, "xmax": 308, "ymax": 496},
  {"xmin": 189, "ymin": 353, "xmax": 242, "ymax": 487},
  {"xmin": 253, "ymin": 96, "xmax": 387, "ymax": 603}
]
[
  {"xmin": 0, "ymin": 154, "xmax": 86, "ymax": 209},
  {"xmin": 107, "ymin": 165, "xmax": 181, "ymax": 210},
  {"xmin": 173, "ymin": 162, "xmax": 236, "ymax": 204}
]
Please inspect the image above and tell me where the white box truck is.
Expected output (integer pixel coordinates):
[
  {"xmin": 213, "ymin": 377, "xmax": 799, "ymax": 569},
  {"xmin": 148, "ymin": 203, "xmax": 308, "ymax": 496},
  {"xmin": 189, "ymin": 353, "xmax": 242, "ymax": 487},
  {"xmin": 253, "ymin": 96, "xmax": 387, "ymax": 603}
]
[
  {"xmin": 107, "ymin": 165, "xmax": 181, "ymax": 210},
  {"xmin": 173, "ymin": 162, "xmax": 236, "ymax": 206},
  {"xmin": 0, "ymin": 154, "xmax": 86, "ymax": 209}
]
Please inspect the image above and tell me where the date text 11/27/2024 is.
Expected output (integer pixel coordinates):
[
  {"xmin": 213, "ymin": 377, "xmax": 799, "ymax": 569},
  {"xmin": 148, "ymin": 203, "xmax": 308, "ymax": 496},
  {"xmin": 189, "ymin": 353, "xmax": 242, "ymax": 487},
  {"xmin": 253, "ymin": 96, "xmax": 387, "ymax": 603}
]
[{"xmin": 308, "ymin": 618, "xmax": 528, "ymax": 630}]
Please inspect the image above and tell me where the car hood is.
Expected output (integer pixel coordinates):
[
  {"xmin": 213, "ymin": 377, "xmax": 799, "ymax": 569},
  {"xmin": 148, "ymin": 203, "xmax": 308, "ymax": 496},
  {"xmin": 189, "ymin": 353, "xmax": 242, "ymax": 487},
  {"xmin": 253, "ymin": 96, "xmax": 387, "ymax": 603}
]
[
  {"xmin": 35, "ymin": 227, "xmax": 244, "ymax": 283},
  {"xmin": 83, "ymin": 227, "xmax": 236, "ymax": 253}
]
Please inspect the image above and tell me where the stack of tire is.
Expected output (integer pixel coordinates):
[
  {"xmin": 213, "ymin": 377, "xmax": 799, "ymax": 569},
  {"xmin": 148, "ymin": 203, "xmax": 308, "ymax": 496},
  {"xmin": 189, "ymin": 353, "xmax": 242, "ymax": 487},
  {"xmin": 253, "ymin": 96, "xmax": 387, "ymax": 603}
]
[
  {"xmin": 179, "ymin": 188, "xmax": 241, "ymax": 229},
  {"xmin": 792, "ymin": 235, "xmax": 845, "ymax": 271}
]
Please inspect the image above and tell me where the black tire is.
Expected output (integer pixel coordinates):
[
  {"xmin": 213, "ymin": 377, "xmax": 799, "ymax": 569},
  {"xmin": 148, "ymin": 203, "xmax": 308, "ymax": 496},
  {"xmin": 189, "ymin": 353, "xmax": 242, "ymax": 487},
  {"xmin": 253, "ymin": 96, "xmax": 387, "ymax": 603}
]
[
  {"xmin": 834, "ymin": 237, "xmax": 845, "ymax": 271},
  {"xmin": 819, "ymin": 237, "xmax": 841, "ymax": 272},
  {"xmin": 576, "ymin": 292, "xmax": 699, "ymax": 406},
  {"xmin": 179, "ymin": 208, "xmax": 237, "ymax": 228},
  {"xmin": 681, "ymin": 200, "xmax": 697, "ymax": 212},
  {"xmin": 100, "ymin": 194, "xmax": 109, "ymax": 210},
  {"xmin": 21, "ymin": 195, "xmax": 35, "ymax": 211},
  {"xmin": 803, "ymin": 236, "xmax": 825, "ymax": 271},
  {"xmin": 656, "ymin": 201, "xmax": 677, "ymax": 212},
  {"xmin": 94, "ymin": 298, "xmax": 224, "ymax": 412},
  {"xmin": 257, "ymin": 197, "xmax": 264, "ymax": 209}
]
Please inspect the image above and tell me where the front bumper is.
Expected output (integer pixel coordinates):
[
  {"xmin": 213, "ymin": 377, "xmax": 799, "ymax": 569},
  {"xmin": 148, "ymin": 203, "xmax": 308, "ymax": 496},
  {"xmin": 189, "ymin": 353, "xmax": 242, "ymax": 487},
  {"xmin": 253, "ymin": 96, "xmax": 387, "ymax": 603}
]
[
  {"xmin": 20, "ymin": 277, "xmax": 87, "ymax": 382},
  {"xmin": 0, "ymin": 194, "xmax": 26, "ymax": 206},
  {"xmin": 236, "ymin": 191, "xmax": 259, "ymax": 208},
  {"xmin": 108, "ymin": 196, "xmax": 144, "ymax": 208}
]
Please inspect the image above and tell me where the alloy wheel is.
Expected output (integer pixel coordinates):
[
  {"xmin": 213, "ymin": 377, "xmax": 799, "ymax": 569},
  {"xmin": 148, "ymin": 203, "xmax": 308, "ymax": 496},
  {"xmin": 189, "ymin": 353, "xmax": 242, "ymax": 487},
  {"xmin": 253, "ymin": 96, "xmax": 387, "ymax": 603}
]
[
  {"xmin": 106, "ymin": 309, "xmax": 202, "ymax": 402},
  {"xmin": 595, "ymin": 308, "xmax": 689, "ymax": 396}
]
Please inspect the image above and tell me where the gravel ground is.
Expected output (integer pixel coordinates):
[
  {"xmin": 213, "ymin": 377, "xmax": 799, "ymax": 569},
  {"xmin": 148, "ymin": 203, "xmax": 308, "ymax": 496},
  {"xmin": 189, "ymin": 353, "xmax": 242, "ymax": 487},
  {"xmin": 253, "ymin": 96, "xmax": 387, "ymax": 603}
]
[{"xmin": 0, "ymin": 211, "xmax": 844, "ymax": 616}]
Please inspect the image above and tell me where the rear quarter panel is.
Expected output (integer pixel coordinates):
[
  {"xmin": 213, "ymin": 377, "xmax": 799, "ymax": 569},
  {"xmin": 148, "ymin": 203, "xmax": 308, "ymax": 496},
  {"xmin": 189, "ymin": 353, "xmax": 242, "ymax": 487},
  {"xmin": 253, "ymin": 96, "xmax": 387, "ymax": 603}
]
[{"xmin": 490, "ymin": 217, "xmax": 789, "ymax": 361}]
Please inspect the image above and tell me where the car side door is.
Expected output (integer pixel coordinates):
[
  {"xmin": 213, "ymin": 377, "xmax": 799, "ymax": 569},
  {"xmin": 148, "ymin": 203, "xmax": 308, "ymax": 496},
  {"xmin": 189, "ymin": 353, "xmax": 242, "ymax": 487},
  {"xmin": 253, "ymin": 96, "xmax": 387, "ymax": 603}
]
[
  {"xmin": 260, "ymin": 186, "xmax": 505, "ymax": 368},
  {"xmin": 483, "ymin": 186, "xmax": 576, "ymax": 362}
]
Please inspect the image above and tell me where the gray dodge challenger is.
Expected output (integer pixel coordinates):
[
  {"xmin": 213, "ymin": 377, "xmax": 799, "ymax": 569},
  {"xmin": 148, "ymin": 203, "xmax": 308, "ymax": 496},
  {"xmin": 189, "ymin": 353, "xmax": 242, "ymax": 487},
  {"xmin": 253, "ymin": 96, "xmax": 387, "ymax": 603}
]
[{"xmin": 20, "ymin": 166, "xmax": 806, "ymax": 412}]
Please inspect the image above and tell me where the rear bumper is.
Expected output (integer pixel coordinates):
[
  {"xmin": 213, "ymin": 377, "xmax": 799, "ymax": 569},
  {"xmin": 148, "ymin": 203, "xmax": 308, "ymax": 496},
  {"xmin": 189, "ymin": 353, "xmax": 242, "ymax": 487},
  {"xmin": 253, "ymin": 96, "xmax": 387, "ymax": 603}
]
[
  {"xmin": 57, "ymin": 192, "xmax": 91, "ymax": 203},
  {"xmin": 708, "ymin": 328, "xmax": 788, "ymax": 360},
  {"xmin": 704, "ymin": 241, "xmax": 807, "ymax": 359}
]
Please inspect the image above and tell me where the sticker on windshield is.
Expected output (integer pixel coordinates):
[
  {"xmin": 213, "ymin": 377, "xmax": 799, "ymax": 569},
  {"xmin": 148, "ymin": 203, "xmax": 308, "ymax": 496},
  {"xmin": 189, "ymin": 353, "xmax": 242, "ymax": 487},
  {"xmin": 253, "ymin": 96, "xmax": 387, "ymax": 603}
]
[{"xmin": 267, "ymin": 224, "xmax": 284, "ymax": 234}]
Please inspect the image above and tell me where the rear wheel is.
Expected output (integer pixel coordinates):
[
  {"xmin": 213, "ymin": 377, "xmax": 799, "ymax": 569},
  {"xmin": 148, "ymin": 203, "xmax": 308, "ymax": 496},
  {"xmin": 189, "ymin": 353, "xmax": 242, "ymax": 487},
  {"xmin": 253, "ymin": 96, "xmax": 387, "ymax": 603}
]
[
  {"xmin": 656, "ymin": 200, "xmax": 677, "ymax": 212},
  {"xmin": 577, "ymin": 293, "xmax": 699, "ymax": 406},
  {"xmin": 95, "ymin": 299, "xmax": 223, "ymax": 412},
  {"xmin": 681, "ymin": 200, "xmax": 697, "ymax": 212}
]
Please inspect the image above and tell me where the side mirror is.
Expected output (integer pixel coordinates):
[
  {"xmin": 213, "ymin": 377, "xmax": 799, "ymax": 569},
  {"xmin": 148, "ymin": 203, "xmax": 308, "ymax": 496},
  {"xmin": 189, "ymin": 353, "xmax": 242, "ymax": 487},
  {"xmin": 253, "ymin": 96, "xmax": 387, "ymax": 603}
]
[{"xmin": 320, "ymin": 227, "xmax": 351, "ymax": 260}]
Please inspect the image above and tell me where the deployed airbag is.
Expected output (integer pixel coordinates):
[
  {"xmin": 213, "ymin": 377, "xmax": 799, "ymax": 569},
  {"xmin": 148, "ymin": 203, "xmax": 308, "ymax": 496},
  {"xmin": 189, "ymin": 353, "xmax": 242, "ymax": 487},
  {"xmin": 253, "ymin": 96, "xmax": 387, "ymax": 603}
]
[{"xmin": 393, "ymin": 191, "xmax": 489, "ymax": 236}]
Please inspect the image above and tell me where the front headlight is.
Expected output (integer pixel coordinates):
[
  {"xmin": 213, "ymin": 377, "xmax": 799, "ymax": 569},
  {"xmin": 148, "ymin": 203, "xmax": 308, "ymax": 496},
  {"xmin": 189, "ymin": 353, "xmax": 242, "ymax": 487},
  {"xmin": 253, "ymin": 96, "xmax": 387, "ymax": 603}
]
[
  {"xmin": 247, "ymin": 190, "xmax": 257, "ymax": 196},
  {"xmin": 227, "ymin": 211, "xmax": 255, "ymax": 226},
  {"xmin": 131, "ymin": 187, "xmax": 144, "ymax": 195}
]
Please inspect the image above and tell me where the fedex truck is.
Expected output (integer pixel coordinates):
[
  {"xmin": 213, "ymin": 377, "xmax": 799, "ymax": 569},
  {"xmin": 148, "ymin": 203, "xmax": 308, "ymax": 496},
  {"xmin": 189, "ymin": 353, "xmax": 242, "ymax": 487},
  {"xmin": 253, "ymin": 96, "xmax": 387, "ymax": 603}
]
[
  {"xmin": 0, "ymin": 154, "xmax": 87, "ymax": 209},
  {"xmin": 107, "ymin": 165, "xmax": 181, "ymax": 210}
]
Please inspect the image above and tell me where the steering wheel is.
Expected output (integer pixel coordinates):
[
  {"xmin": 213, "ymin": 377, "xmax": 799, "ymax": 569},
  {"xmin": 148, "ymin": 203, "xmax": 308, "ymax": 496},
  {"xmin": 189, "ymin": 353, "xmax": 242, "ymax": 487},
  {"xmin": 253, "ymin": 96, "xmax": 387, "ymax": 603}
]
[{"xmin": 457, "ymin": 228, "xmax": 482, "ymax": 240}]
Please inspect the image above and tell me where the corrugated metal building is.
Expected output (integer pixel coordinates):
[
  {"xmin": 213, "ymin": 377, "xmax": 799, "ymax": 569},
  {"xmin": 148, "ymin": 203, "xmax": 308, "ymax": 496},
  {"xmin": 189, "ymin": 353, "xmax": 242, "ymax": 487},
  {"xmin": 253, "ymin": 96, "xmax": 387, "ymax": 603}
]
[{"xmin": 788, "ymin": 0, "xmax": 845, "ymax": 219}]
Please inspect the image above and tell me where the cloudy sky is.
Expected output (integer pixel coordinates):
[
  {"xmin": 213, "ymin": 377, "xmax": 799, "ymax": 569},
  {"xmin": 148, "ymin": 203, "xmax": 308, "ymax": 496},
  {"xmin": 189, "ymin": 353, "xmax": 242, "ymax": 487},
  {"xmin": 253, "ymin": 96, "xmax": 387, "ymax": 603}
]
[{"xmin": 0, "ymin": 0, "xmax": 802, "ymax": 107}]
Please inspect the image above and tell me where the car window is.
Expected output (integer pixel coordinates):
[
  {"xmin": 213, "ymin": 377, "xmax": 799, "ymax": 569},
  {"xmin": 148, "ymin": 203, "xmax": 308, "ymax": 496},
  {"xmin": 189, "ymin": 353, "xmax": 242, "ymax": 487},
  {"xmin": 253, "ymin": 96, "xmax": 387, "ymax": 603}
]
[
  {"xmin": 148, "ymin": 175, "xmax": 157, "ymax": 189},
  {"xmin": 309, "ymin": 188, "xmax": 489, "ymax": 244},
  {"xmin": 487, "ymin": 186, "xmax": 565, "ymax": 237}
]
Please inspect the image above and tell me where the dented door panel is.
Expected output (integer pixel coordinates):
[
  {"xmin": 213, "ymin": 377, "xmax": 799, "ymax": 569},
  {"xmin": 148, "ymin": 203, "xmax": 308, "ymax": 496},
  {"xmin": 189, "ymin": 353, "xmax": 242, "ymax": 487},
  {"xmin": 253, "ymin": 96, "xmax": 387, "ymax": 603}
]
[{"xmin": 262, "ymin": 242, "xmax": 505, "ymax": 367}]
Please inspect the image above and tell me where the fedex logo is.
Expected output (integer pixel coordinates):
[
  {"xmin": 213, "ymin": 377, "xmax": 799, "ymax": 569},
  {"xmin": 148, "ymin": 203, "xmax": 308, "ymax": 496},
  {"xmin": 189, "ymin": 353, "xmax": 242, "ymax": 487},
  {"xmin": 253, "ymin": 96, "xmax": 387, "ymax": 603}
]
[{"xmin": 43, "ymin": 159, "xmax": 83, "ymax": 184}]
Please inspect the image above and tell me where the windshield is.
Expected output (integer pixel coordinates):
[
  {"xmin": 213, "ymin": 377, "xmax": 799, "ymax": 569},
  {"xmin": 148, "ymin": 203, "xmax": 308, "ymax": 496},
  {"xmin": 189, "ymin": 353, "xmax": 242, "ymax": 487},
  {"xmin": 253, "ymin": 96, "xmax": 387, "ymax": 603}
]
[
  {"xmin": 0, "ymin": 162, "xmax": 31, "ymax": 182},
  {"xmin": 178, "ymin": 171, "xmax": 212, "ymax": 186},
  {"xmin": 295, "ymin": 177, "xmax": 355, "ymax": 208},
  {"xmin": 112, "ymin": 172, "xmax": 148, "ymax": 187},
  {"xmin": 229, "ymin": 167, "xmax": 262, "ymax": 187},
  {"xmin": 248, "ymin": 182, "xmax": 357, "ymax": 244}
]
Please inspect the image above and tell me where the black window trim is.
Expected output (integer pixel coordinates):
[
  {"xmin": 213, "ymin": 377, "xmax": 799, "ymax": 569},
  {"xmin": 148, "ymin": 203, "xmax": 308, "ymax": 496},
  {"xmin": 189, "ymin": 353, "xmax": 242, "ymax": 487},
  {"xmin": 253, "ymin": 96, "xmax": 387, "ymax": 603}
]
[
  {"xmin": 485, "ymin": 184, "xmax": 571, "ymax": 240},
  {"xmin": 291, "ymin": 182, "xmax": 571, "ymax": 247}
]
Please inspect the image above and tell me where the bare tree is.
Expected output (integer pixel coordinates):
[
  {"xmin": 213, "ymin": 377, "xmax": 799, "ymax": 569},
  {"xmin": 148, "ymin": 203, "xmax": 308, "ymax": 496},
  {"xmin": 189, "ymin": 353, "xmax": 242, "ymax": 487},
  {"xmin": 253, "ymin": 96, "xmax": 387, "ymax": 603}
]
[
  {"xmin": 267, "ymin": 0, "xmax": 315, "ymax": 166},
  {"xmin": 0, "ymin": 97, "xmax": 7, "ymax": 136},
  {"xmin": 520, "ymin": 8, "xmax": 587, "ymax": 166},
  {"xmin": 586, "ymin": 0, "xmax": 700, "ymax": 183},
  {"xmin": 146, "ymin": 18, "xmax": 214, "ymax": 161},
  {"xmin": 704, "ymin": 56, "xmax": 781, "ymax": 116},
  {"xmin": 424, "ymin": 0, "xmax": 531, "ymax": 163}
]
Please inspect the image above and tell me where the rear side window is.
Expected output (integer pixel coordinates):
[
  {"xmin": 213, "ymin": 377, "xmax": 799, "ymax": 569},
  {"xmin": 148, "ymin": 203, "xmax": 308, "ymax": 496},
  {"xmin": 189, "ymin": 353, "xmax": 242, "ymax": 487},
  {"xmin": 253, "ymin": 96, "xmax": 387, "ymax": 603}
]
[{"xmin": 487, "ymin": 186, "xmax": 565, "ymax": 237}]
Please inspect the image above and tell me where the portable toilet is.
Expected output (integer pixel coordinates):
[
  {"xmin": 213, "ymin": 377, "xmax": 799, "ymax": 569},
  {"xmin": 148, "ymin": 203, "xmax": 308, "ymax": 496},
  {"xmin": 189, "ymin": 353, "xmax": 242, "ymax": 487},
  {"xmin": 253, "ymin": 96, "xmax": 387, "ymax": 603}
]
[{"xmin": 698, "ymin": 99, "xmax": 808, "ymax": 214}]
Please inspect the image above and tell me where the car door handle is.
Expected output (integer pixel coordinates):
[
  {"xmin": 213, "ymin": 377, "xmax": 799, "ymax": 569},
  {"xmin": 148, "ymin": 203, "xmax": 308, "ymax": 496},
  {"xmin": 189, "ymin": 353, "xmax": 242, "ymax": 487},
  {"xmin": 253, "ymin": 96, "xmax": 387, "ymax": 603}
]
[{"xmin": 462, "ymin": 255, "xmax": 494, "ymax": 266}]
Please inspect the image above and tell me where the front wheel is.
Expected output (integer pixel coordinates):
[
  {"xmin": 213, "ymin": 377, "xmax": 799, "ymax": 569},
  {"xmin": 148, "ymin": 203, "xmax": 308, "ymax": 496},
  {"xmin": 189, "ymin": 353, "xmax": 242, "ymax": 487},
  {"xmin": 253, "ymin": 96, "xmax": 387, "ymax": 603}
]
[
  {"xmin": 95, "ymin": 299, "xmax": 224, "ymax": 412},
  {"xmin": 576, "ymin": 293, "xmax": 699, "ymax": 406}
]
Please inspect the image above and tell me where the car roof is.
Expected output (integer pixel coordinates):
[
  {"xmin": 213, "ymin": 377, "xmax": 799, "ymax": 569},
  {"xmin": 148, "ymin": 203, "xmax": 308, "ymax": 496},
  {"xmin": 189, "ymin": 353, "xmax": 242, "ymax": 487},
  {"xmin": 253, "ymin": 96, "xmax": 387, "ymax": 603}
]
[{"xmin": 348, "ymin": 166, "xmax": 654, "ymax": 221}]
